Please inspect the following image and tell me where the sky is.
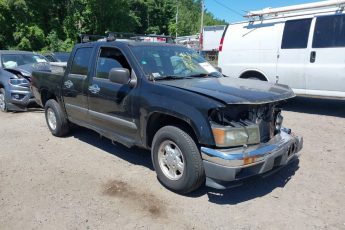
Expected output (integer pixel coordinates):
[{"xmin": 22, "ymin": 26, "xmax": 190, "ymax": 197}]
[{"xmin": 205, "ymin": 0, "xmax": 319, "ymax": 22}]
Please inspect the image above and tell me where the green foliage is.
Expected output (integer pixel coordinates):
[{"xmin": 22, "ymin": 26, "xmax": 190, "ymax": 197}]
[
  {"xmin": 0, "ymin": 0, "xmax": 13, "ymax": 49},
  {"xmin": 0, "ymin": 0, "xmax": 226, "ymax": 51},
  {"xmin": 14, "ymin": 25, "xmax": 45, "ymax": 51}
]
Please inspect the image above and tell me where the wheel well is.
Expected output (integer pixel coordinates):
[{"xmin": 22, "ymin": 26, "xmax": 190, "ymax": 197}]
[
  {"xmin": 41, "ymin": 89, "xmax": 57, "ymax": 107},
  {"xmin": 240, "ymin": 71, "xmax": 267, "ymax": 81},
  {"xmin": 146, "ymin": 113, "xmax": 199, "ymax": 148},
  {"xmin": 0, "ymin": 83, "xmax": 4, "ymax": 89}
]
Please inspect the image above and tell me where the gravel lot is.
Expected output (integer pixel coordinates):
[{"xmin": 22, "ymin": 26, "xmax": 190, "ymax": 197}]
[{"xmin": 1, "ymin": 97, "xmax": 344, "ymax": 230}]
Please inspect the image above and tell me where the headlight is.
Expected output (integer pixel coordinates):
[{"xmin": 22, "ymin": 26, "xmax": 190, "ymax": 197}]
[{"xmin": 211, "ymin": 121, "xmax": 261, "ymax": 147}]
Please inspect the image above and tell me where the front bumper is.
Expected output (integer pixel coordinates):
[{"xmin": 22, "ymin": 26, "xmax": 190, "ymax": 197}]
[
  {"xmin": 6, "ymin": 85, "xmax": 36, "ymax": 111},
  {"xmin": 201, "ymin": 129, "xmax": 303, "ymax": 189}
]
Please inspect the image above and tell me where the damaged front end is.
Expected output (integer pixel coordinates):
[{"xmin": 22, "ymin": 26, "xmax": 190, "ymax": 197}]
[
  {"xmin": 202, "ymin": 103, "xmax": 303, "ymax": 189},
  {"xmin": 209, "ymin": 103, "xmax": 284, "ymax": 147},
  {"xmin": 3, "ymin": 68, "xmax": 36, "ymax": 111}
]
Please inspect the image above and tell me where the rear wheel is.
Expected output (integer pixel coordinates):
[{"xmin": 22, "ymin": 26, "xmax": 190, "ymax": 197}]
[
  {"xmin": 0, "ymin": 88, "xmax": 8, "ymax": 112},
  {"xmin": 44, "ymin": 99, "xmax": 70, "ymax": 137},
  {"xmin": 152, "ymin": 126, "xmax": 205, "ymax": 194}
]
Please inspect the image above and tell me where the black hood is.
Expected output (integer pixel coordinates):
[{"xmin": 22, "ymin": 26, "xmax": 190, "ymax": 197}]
[{"xmin": 159, "ymin": 77, "xmax": 295, "ymax": 105}]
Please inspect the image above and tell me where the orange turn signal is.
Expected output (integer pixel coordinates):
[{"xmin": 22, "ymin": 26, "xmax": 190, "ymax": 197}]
[
  {"xmin": 212, "ymin": 128, "xmax": 225, "ymax": 145},
  {"xmin": 243, "ymin": 157, "xmax": 257, "ymax": 165}
]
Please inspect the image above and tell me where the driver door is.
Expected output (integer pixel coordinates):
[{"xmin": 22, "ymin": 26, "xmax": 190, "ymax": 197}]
[{"xmin": 87, "ymin": 46, "xmax": 138, "ymax": 142}]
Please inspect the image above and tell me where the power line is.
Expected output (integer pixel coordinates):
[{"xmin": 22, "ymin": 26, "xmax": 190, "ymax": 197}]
[{"xmin": 212, "ymin": 0, "xmax": 243, "ymax": 17}]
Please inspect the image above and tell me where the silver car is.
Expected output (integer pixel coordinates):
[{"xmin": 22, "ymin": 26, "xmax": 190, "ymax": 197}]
[{"xmin": 0, "ymin": 50, "xmax": 48, "ymax": 112}]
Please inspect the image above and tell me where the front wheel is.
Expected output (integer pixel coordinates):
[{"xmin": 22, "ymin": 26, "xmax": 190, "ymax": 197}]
[
  {"xmin": 152, "ymin": 126, "xmax": 205, "ymax": 194},
  {"xmin": 44, "ymin": 99, "xmax": 70, "ymax": 137},
  {"xmin": 0, "ymin": 88, "xmax": 8, "ymax": 112}
]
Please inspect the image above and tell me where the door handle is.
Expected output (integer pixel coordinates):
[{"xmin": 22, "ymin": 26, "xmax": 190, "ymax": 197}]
[
  {"xmin": 88, "ymin": 84, "xmax": 100, "ymax": 94},
  {"xmin": 310, "ymin": 51, "xmax": 316, "ymax": 63},
  {"xmin": 64, "ymin": 80, "xmax": 73, "ymax": 89}
]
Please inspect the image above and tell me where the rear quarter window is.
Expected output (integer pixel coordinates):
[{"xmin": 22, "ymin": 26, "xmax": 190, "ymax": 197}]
[{"xmin": 313, "ymin": 14, "xmax": 345, "ymax": 48}]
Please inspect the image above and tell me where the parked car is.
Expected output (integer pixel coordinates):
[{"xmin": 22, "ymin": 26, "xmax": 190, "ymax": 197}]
[
  {"xmin": 0, "ymin": 50, "xmax": 49, "ymax": 112},
  {"xmin": 31, "ymin": 40, "xmax": 303, "ymax": 193},
  {"xmin": 44, "ymin": 52, "xmax": 70, "ymax": 62},
  {"xmin": 218, "ymin": 0, "xmax": 345, "ymax": 99}
]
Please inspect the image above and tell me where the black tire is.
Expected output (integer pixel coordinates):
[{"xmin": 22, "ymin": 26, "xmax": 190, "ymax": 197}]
[
  {"xmin": 0, "ymin": 88, "xmax": 8, "ymax": 112},
  {"xmin": 151, "ymin": 126, "xmax": 205, "ymax": 194},
  {"xmin": 44, "ymin": 99, "xmax": 70, "ymax": 137}
]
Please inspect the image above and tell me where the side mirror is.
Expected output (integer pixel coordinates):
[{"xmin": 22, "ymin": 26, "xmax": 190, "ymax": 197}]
[{"xmin": 109, "ymin": 68, "xmax": 130, "ymax": 85}]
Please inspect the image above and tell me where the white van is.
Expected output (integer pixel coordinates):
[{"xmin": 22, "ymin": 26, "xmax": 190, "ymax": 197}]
[{"xmin": 218, "ymin": 0, "xmax": 345, "ymax": 99}]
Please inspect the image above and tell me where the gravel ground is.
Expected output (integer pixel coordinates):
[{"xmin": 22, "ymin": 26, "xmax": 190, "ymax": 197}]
[{"xmin": 0, "ymin": 97, "xmax": 344, "ymax": 230}]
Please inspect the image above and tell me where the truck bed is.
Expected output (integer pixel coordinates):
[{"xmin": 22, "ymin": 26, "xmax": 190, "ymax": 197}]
[{"xmin": 31, "ymin": 69, "xmax": 65, "ymax": 107}]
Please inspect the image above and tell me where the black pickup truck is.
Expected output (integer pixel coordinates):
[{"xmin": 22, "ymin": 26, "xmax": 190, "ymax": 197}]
[{"xmin": 31, "ymin": 41, "xmax": 303, "ymax": 193}]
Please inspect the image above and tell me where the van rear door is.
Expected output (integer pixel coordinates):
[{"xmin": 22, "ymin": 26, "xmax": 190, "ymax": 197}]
[
  {"xmin": 276, "ymin": 18, "xmax": 312, "ymax": 94},
  {"xmin": 305, "ymin": 14, "xmax": 345, "ymax": 97}
]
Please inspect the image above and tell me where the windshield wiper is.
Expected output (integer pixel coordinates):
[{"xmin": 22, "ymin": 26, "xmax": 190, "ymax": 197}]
[
  {"xmin": 188, "ymin": 72, "xmax": 221, "ymax": 78},
  {"xmin": 152, "ymin": 75, "xmax": 191, "ymax": 81},
  {"xmin": 149, "ymin": 73, "xmax": 219, "ymax": 81},
  {"xmin": 187, "ymin": 73, "xmax": 209, "ymax": 78}
]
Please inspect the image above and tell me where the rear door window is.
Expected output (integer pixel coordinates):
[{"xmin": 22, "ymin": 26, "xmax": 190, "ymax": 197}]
[
  {"xmin": 281, "ymin": 19, "xmax": 312, "ymax": 49},
  {"xmin": 313, "ymin": 14, "xmax": 345, "ymax": 48},
  {"xmin": 70, "ymin": 48, "xmax": 93, "ymax": 75}
]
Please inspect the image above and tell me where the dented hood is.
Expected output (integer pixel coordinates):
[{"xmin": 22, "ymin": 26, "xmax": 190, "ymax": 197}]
[
  {"xmin": 4, "ymin": 63, "xmax": 50, "ymax": 77},
  {"xmin": 159, "ymin": 77, "xmax": 295, "ymax": 104}
]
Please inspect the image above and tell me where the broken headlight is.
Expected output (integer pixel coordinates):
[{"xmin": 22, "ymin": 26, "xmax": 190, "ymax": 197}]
[
  {"xmin": 211, "ymin": 121, "xmax": 260, "ymax": 148},
  {"xmin": 209, "ymin": 104, "xmax": 281, "ymax": 147}
]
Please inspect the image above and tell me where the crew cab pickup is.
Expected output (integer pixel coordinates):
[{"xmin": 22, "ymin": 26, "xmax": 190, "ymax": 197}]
[{"xmin": 31, "ymin": 41, "xmax": 303, "ymax": 193}]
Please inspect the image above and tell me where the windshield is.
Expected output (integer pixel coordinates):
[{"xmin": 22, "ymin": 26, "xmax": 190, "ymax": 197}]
[
  {"xmin": 54, "ymin": 53, "xmax": 70, "ymax": 62},
  {"xmin": 131, "ymin": 46, "xmax": 222, "ymax": 80},
  {"xmin": 1, "ymin": 53, "xmax": 48, "ymax": 68}
]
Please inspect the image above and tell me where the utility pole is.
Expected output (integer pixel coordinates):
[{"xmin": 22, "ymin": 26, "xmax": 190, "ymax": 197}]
[
  {"xmin": 176, "ymin": 0, "xmax": 179, "ymax": 38},
  {"xmin": 200, "ymin": 0, "xmax": 204, "ymax": 35}
]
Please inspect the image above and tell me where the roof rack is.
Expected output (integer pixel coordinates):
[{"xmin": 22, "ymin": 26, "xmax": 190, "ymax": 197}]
[
  {"xmin": 245, "ymin": 0, "xmax": 345, "ymax": 19},
  {"xmin": 79, "ymin": 34, "xmax": 105, "ymax": 43},
  {"xmin": 79, "ymin": 32, "xmax": 174, "ymax": 44}
]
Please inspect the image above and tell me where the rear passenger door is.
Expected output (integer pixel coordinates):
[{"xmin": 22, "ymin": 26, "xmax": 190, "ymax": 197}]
[
  {"xmin": 87, "ymin": 46, "xmax": 138, "ymax": 143},
  {"xmin": 305, "ymin": 14, "xmax": 345, "ymax": 96},
  {"xmin": 277, "ymin": 18, "xmax": 312, "ymax": 94},
  {"xmin": 63, "ymin": 47, "xmax": 93, "ymax": 123}
]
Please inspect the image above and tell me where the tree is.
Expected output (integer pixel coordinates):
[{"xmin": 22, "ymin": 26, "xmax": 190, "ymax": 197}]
[
  {"xmin": 14, "ymin": 25, "xmax": 45, "ymax": 51},
  {"xmin": 0, "ymin": 0, "xmax": 227, "ymax": 51},
  {"xmin": 0, "ymin": 0, "xmax": 13, "ymax": 49}
]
